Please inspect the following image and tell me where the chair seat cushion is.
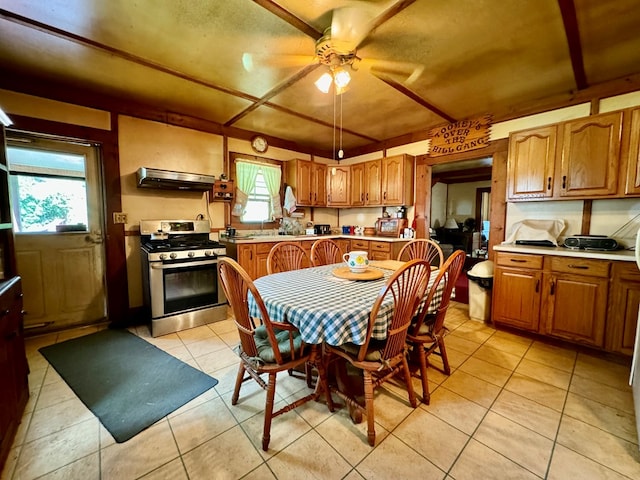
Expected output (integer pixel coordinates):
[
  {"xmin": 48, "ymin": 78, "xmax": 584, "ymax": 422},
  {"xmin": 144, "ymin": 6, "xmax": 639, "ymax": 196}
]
[
  {"xmin": 337, "ymin": 339, "xmax": 386, "ymax": 362},
  {"xmin": 254, "ymin": 324, "xmax": 303, "ymax": 363}
]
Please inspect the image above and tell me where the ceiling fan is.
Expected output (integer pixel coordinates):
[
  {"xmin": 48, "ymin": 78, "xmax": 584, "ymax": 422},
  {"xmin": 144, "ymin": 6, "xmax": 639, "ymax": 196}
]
[{"xmin": 243, "ymin": 1, "xmax": 424, "ymax": 94}]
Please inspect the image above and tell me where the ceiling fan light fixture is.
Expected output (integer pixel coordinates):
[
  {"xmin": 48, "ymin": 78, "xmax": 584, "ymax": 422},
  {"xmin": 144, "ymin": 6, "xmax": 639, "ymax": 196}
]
[
  {"xmin": 333, "ymin": 67, "xmax": 351, "ymax": 88},
  {"xmin": 315, "ymin": 72, "xmax": 333, "ymax": 93}
]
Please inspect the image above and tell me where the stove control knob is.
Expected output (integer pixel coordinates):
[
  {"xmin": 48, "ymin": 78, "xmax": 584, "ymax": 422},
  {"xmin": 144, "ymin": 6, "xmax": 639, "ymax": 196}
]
[
  {"xmin": 159, "ymin": 254, "xmax": 167, "ymax": 260},
  {"xmin": 170, "ymin": 252, "xmax": 178, "ymax": 259},
  {"xmin": 188, "ymin": 251, "xmax": 195, "ymax": 258},
  {"xmin": 204, "ymin": 250, "xmax": 212, "ymax": 256}
]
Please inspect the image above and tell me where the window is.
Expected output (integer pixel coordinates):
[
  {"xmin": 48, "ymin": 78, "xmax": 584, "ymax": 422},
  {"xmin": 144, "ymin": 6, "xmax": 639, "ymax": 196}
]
[
  {"xmin": 242, "ymin": 169, "xmax": 271, "ymax": 222},
  {"xmin": 230, "ymin": 153, "xmax": 283, "ymax": 227},
  {"xmin": 6, "ymin": 134, "xmax": 94, "ymax": 233}
]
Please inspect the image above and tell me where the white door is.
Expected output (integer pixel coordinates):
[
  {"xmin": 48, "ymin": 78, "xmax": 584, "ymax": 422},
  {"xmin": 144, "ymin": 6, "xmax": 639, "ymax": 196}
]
[{"xmin": 6, "ymin": 133, "xmax": 106, "ymax": 332}]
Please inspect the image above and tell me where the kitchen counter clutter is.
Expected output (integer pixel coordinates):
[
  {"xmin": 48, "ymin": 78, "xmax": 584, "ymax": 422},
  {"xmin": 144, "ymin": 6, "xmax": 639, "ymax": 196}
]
[
  {"xmin": 494, "ymin": 243, "xmax": 636, "ymax": 261},
  {"xmin": 491, "ymin": 244, "xmax": 639, "ymax": 356},
  {"xmin": 221, "ymin": 235, "xmax": 409, "ymax": 280}
]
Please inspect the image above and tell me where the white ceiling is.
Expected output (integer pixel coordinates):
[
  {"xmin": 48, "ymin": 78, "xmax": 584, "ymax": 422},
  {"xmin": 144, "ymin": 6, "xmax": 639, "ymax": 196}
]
[{"xmin": 1, "ymin": 0, "xmax": 639, "ymax": 158}]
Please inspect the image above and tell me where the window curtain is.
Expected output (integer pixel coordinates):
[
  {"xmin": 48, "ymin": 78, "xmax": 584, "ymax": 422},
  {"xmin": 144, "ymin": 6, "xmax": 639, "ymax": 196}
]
[
  {"xmin": 261, "ymin": 163, "xmax": 283, "ymax": 219},
  {"xmin": 232, "ymin": 161, "xmax": 260, "ymax": 217}
]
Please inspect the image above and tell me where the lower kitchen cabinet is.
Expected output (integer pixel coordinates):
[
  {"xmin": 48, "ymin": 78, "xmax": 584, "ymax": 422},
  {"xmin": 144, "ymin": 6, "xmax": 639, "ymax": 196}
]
[
  {"xmin": 237, "ymin": 242, "xmax": 276, "ymax": 279},
  {"xmin": 493, "ymin": 253, "xmax": 543, "ymax": 332},
  {"xmin": 0, "ymin": 277, "xmax": 28, "ymax": 471},
  {"xmin": 542, "ymin": 257, "xmax": 610, "ymax": 348},
  {"xmin": 607, "ymin": 262, "xmax": 640, "ymax": 355},
  {"xmin": 493, "ymin": 251, "xmax": 637, "ymax": 353}
]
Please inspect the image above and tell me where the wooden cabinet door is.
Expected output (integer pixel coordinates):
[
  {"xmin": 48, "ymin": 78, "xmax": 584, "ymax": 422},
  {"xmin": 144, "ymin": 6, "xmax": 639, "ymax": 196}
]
[
  {"xmin": 327, "ymin": 165, "xmax": 350, "ymax": 206},
  {"xmin": 311, "ymin": 163, "xmax": 327, "ymax": 206},
  {"xmin": 364, "ymin": 160, "xmax": 382, "ymax": 205},
  {"xmin": 492, "ymin": 266, "xmax": 542, "ymax": 332},
  {"xmin": 335, "ymin": 239, "xmax": 350, "ymax": 256},
  {"xmin": 607, "ymin": 262, "xmax": 640, "ymax": 355},
  {"xmin": 382, "ymin": 155, "xmax": 410, "ymax": 205},
  {"xmin": 237, "ymin": 244, "xmax": 256, "ymax": 279},
  {"xmin": 350, "ymin": 163, "xmax": 364, "ymax": 206},
  {"xmin": 296, "ymin": 159, "xmax": 312, "ymax": 206},
  {"xmin": 625, "ymin": 107, "xmax": 640, "ymax": 195},
  {"xmin": 559, "ymin": 111, "xmax": 622, "ymax": 197},
  {"xmin": 507, "ymin": 125, "xmax": 557, "ymax": 200},
  {"xmin": 255, "ymin": 242, "xmax": 275, "ymax": 279},
  {"xmin": 543, "ymin": 272, "xmax": 608, "ymax": 347}
]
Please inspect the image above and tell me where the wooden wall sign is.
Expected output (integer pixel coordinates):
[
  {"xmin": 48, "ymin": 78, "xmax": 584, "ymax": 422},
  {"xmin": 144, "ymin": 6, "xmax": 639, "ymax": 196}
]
[{"xmin": 428, "ymin": 114, "xmax": 492, "ymax": 156}]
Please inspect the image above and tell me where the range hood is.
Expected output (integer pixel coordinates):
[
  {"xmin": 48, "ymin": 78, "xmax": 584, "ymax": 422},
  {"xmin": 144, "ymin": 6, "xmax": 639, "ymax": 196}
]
[{"xmin": 136, "ymin": 167, "xmax": 215, "ymax": 191}]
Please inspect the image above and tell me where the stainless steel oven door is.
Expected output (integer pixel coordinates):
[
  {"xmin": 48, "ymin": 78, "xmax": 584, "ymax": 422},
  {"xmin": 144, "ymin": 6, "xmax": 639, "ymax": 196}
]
[{"xmin": 148, "ymin": 257, "xmax": 226, "ymax": 319}]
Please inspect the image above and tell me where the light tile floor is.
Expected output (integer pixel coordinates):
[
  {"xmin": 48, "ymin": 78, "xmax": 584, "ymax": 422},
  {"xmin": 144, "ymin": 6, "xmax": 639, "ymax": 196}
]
[{"xmin": 2, "ymin": 302, "xmax": 639, "ymax": 479}]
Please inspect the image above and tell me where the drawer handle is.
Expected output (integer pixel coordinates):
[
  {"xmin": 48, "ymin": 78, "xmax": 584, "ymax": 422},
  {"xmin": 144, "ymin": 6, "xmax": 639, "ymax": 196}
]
[
  {"xmin": 567, "ymin": 264, "xmax": 589, "ymax": 269},
  {"xmin": 509, "ymin": 259, "xmax": 526, "ymax": 263}
]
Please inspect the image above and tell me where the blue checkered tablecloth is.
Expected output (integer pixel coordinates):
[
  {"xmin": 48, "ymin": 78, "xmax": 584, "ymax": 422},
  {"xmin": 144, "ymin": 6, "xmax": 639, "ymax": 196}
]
[{"xmin": 248, "ymin": 263, "xmax": 442, "ymax": 346}]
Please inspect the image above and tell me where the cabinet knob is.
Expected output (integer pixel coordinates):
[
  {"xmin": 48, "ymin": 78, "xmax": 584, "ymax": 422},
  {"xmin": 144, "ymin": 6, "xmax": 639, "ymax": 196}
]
[{"xmin": 0, "ymin": 309, "xmax": 9, "ymax": 317}]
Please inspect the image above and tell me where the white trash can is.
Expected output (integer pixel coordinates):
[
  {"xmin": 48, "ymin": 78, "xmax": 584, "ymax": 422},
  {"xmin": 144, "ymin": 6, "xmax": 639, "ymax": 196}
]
[{"xmin": 466, "ymin": 260, "xmax": 494, "ymax": 322}]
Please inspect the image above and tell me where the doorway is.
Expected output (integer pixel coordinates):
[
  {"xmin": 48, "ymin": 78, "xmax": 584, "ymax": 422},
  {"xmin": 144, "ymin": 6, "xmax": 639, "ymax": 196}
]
[
  {"xmin": 430, "ymin": 157, "xmax": 492, "ymax": 256},
  {"xmin": 6, "ymin": 132, "xmax": 107, "ymax": 333}
]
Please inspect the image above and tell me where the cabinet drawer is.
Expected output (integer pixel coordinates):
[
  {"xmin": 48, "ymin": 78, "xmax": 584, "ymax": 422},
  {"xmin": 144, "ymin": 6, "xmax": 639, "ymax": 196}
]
[
  {"xmin": 369, "ymin": 241, "xmax": 391, "ymax": 253},
  {"xmin": 351, "ymin": 239, "xmax": 369, "ymax": 250},
  {"xmin": 496, "ymin": 252, "xmax": 543, "ymax": 269},
  {"xmin": 548, "ymin": 257, "xmax": 610, "ymax": 278},
  {"xmin": 256, "ymin": 242, "xmax": 275, "ymax": 254}
]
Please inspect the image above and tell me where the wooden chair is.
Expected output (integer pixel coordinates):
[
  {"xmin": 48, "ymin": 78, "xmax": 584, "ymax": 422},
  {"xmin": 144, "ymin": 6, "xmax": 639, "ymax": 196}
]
[
  {"xmin": 310, "ymin": 238, "xmax": 343, "ymax": 266},
  {"xmin": 324, "ymin": 259, "xmax": 431, "ymax": 446},
  {"xmin": 218, "ymin": 257, "xmax": 334, "ymax": 451},
  {"xmin": 266, "ymin": 241, "xmax": 310, "ymax": 274},
  {"xmin": 406, "ymin": 249, "xmax": 466, "ymax": 404},
  {"xmin": 397, "ymin": 238, "xmax": 444, "ymax": 267}
]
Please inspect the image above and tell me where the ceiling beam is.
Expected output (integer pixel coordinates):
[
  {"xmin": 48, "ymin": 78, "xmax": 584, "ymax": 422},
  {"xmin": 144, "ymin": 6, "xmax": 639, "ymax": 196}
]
[
  {"xmin": 372, "ymin": 72, "xmax": 456, "ymax": 123},
  {"xmin": 558, "ymin": 0, "xmax": 588, "ymax": 90},
  {"xmin": 252, "ymin": 0, "xmax": 323, "ymax": 40}
]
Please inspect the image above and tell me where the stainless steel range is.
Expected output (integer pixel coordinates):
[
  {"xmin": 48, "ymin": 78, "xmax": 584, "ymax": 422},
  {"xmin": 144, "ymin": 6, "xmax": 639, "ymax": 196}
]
[{"xmin": 140, "ymin": 219, "xmax": 227, "ymax": 337}]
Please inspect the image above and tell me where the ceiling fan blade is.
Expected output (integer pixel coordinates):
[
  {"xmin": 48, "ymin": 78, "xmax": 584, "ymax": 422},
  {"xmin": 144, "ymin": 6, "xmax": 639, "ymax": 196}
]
[
  {"xmin": 242, "ymin": 52, "xmax": 316, "ymax": 72},
  {"xmin": 359, "ymin": 58, "xmax": 425, "ymax": 85},
  {"xmin": 330, "ymin": 1, "xmax": 381, "ymax": 52}
]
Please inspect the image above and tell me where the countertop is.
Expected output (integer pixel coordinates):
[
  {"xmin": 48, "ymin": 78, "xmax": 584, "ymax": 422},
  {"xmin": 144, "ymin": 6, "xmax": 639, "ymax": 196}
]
[
  {"xmin": 493, "ymin": 243, "xmax": 636, "ymax": 262},
  {"xmin": 221, "ymin": 234, "xmax": 409, "ymax": 244}
]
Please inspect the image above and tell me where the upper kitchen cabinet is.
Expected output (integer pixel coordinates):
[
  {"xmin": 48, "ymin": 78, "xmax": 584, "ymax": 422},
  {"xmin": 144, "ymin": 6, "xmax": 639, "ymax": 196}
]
[
  {"xmin": 558, "ymin": 111, "xmax": 622, "ymax": 197},
  {"xmin": 285, "ymin": 159, "xmax": 326, "ymax": 207},
  {"xmin": 364, "ymin": 159, "xmax": 382, "ymax": 205},
  {"xmin": 381, "ymin": 154, "xmax": 414, "ymax": 206},
  {"xmin": 327, "ymin": 165, "xmax": 350, "ymax": 207},
  {"xmin": 350, "ymin": 163, "xmax": 365, "ymax": 207},
  {"xmin": 507, "ymin": 111, "xmax": 625, "ymax": 201},
  {"xmin": 507, "ymin": 125, "xmax": 557, "ymax": 200},
  {"xmin": 625, "ymin": 107, "xmax": 640, "ymax": 195}
]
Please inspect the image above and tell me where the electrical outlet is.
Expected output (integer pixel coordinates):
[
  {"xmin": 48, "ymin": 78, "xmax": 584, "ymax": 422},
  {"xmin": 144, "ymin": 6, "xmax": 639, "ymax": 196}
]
[{"xmin": 113, "ymin": 212, "xmax": 128, "ymax": 224}]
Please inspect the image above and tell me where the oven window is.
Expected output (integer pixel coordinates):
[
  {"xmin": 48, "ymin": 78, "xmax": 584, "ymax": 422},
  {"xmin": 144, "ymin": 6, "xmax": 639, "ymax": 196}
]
[{"xmin": 163, "ymin": 263, "xmax": 219, "ymax": 314}]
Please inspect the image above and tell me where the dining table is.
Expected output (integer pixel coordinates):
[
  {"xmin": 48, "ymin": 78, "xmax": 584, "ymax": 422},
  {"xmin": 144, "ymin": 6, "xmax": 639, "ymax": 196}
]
[{"xmin": 247, "ymin": 259, "xmax": 443, "ymax": 423}]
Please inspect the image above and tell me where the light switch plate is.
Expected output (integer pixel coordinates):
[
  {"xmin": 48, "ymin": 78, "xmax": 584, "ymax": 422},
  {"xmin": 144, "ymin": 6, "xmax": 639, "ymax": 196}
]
[{"xmin": 113, "ymin": 212, "xmax": 128, "ymax": 224}]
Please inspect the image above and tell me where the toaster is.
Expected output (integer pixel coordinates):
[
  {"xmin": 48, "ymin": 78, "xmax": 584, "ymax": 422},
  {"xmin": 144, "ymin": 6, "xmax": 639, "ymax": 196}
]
[{"xmin": 314, "ymin": 224, "xmax": 331, "ymax": 235}]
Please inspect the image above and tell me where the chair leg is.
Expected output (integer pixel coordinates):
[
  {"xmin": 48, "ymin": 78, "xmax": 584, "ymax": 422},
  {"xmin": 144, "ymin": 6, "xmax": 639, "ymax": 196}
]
[
  {"xmin": 417, "ymin": 347, "xmax": 430, "ymax": 404},
  {"xmin": 363, "ymin": 371, "xmax": 376, "ymax": 446},
  {"xmin": 262, "ymin": 372, "xmax": 277, "ymax": 451},
  {"xmin": 438, "ymin": 336, "xmax": 451, "ymax": 375},
  {"xmin": 231, "ymin": 362, "xmax": 245, "ymax": 405},
  {"xmin": 401, "ymin": 355, "xmax": 417, "ymax": 408},
  {"xmin": 305, "ymin": 362, "xmax": 313, "ymax": 388}
]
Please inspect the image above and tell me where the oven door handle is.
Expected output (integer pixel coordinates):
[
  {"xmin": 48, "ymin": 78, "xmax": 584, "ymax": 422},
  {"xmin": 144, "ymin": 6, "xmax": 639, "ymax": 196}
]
[{"xmin": 150, "ymin": 259, "xmax": 219, "ymax": 269}]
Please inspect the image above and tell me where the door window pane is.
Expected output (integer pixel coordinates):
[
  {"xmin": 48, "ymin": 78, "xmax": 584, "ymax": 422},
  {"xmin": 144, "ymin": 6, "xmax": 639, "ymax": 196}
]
[{"xmin": 7, "ymin": 145, "xmax": 89, "ymax": 233}]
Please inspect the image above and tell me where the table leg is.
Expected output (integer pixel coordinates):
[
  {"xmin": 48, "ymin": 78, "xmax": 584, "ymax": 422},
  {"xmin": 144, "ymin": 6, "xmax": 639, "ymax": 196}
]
[{"xmin": 331, "ymin": 357, "xmax": 363, "ymax": 424}]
